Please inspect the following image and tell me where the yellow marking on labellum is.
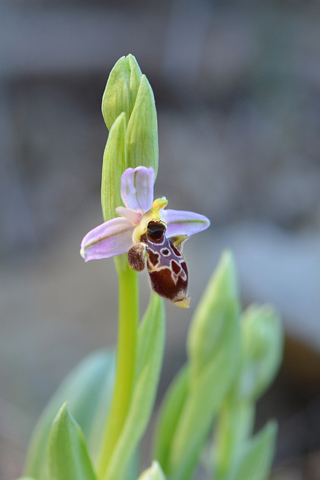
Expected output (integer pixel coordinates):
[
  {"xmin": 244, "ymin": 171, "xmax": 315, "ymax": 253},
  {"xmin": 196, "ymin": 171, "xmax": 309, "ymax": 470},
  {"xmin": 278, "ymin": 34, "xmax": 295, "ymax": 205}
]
[
  {"xmin": 174, "ymin": 297, "xmax": 191, "ymax": 309},
  {"xmin": 171, "ymin": 235, "xmax": 187, "ymax": 248}
]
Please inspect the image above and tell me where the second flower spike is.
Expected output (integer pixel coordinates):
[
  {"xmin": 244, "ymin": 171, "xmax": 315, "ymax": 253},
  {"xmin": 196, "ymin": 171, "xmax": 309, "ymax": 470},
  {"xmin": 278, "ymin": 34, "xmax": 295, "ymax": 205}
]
[{"xmin": 81, "ymin": 167, "xmax": 210, "ymax": 307}]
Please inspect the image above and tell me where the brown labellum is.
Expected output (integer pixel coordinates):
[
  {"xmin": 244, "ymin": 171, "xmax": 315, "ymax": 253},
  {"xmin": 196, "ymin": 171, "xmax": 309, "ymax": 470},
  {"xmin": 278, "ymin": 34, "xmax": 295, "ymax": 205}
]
[{"xmin": 128, "ymin": 220, "xmax": 190, "ymax": 308}]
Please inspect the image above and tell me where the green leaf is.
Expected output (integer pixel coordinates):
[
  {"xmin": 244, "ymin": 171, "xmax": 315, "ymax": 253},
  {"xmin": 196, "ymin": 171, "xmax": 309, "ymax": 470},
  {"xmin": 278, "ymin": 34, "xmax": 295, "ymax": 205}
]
[
  {"xmin": 213, "ymin": 305, "xmax": 282, "ymax": 479},
  {"xmin": 188, "ymin": 251, "xmax": 239, "ymax": 380},
  {"xmin": 101, "ymin": 112, "xmax": 127, "ymax": 221},
  {"xmin": 138, "ymin": 461, "xmax": 166, "ymax": 480},
  {"xmin": 227, "ymin": 421, "xmax": 277, "ymax": 480},
  {"xmin": 104, "ymin": 294, "xmax": 165, "ymax": 480},
  {"xmin": 214, "ymin": 399, "xmax": 255, "ymax": 480},
  {"xmin": 16, "ymin": 477, "xmax": 36, "ymax": 480},
  {"xmin": 102, "ymin": 54, "xmax": 142, "ymax": 130},
  {"xmin": 25, "ymin": 350, "xmax": 115, "ymax": 480},
  {"xmin": 47, "ymin": 402, "xmax": 97, "ymax": 480},
  {"xmin": 161, "ymin": 252, "xmax": 241, "ymax": 480},
  {"xmin": 153, "ymin": 365, "xmax": 189, "ymax": 472},
  {"xmin": 126, "ymin": 75, "xmax": 159, "ymax": 178},
  {"xmin": 241, "ymin": 305, "xmax": 283, "ymax": 402},
  {"xmin": 168, "ymin": 301, "xmax": 239, "ymax": 480}
]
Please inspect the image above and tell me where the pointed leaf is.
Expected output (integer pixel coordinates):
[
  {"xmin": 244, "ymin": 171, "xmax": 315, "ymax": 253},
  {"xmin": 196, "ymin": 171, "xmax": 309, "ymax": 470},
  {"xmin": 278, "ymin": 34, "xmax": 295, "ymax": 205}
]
[
  {"xmin": 188, "ymin": 251, "xmax": 239, "ymax": 380},
  {"xmin": 138, "ymin": 461, "xmax": 166, "ymax": 480},
  {"xmin": 162, "ymin": 252, "xmax": 241, "ymax": 480},
  {"xmin": 104, "ymin": 294, "xmax": 165, "ymax": 480},
  {"xmin": 153, "ymin": 365, "xmax": 189, "ymax": 472},
  {"xmin": 168, "ymin": 301, "xmax": 239, "ymax": 480},
  {"xmin": 214, "ymin": 400, "xmax": 255, "ymax": 480},
  {"xmin": 25, "ymin": 350, "xmax": 115, "ymax": 479},
  {"xmin": 241, "ymin": 305, "xmax": 283, "ymax": 402},
  {"xmin": 213, "ymin": 306, "xmax": 282, "ymax": 479},
  {"xmin": 227, "ymin": 421, "xmax": 277, "ymax": 480},
  {"xmin": 47, "ymin": 402, "xmax": 97, "ymax": 480}
]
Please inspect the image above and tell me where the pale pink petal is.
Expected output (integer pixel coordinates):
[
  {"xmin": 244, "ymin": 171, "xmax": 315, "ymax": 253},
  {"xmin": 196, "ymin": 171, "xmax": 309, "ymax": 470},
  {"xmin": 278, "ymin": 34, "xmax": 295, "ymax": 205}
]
[
  {"xmin": 121, "ymin": 167, "xmax": 154, "ymax": 213},
  {"xmin": 80, "ymin": 217, "xmax": 134, "ymax": 261},
  {"xmin": 116, "ymin": 206, "xmax": 142, "ymax": 225},
  {"xmin": 163, "ymin": 209, "xmax": 210, "ymax": 238}
]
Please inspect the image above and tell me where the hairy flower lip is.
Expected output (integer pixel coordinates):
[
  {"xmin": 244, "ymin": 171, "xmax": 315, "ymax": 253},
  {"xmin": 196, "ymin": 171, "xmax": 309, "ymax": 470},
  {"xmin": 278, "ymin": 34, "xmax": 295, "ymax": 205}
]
[{"xmin": 80, "ymin": 166, "xmax": 210, "ymax": 263}]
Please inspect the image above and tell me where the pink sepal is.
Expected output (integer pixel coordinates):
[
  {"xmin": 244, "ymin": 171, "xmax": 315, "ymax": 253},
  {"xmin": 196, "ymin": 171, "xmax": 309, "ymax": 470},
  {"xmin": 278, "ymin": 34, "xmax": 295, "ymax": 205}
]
[
  {"xmin": 163, "ymin": 209, "xmax": 210, "ymax": 238},
  {"xmin": 80, "ymin": 217, "xmax": 134, "ymax": 261}
]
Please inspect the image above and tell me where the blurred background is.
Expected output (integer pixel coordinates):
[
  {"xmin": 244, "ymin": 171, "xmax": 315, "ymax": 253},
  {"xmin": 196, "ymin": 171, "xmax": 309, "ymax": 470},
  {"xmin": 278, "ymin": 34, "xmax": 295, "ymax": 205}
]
[{"xmin": 1, "ymin": 0, "xmax": 320, "ymax": 478}]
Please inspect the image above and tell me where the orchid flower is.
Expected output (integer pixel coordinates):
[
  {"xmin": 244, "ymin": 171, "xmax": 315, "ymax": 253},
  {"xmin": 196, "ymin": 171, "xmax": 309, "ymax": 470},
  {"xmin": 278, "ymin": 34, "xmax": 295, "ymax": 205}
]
[{"xmin": 81, "ymin": 166, "xmax": 210, "ymax": 307}]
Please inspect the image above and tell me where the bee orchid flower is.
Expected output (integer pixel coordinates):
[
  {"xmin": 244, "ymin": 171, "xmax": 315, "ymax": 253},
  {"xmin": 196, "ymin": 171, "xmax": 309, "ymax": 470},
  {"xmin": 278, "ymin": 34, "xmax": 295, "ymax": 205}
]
[{"xmin": 80, "ymin": 166, "xmax": 210, "ymax": 307}]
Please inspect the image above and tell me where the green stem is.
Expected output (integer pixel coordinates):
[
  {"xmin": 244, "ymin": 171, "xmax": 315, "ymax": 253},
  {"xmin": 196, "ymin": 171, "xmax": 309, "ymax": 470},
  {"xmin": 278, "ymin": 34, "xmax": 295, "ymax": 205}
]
[
  {"xmin": 214, "ymin": 398, "xmax": 255, "ymax": 480},
  {"xmin": 97, "ymin": 254, "xmax": 139, "ymax": 480}
]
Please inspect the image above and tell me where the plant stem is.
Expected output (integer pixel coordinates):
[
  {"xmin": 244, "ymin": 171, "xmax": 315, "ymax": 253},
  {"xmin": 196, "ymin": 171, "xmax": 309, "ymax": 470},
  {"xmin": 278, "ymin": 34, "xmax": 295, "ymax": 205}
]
[
  {"xmin": 97, "ymin": 254, "xmax": 139, "ymax": 480},
  {"xmin": 214, "ymin": 398, "xmax": 254, "ymax": 480}
]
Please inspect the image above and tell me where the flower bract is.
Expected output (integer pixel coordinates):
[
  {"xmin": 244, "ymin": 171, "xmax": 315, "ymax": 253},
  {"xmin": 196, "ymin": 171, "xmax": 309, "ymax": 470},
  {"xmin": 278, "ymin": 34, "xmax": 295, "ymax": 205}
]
[{"xmin": 81, "ymin": 167, "xmax": 210, "ymax": 307}]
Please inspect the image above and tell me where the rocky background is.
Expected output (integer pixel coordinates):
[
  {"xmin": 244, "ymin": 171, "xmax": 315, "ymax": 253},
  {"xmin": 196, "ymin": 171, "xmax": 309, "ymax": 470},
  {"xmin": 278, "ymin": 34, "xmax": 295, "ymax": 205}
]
[{"xmin": 1, "ymin": 0, "xmax": 320, "ymax": 478}]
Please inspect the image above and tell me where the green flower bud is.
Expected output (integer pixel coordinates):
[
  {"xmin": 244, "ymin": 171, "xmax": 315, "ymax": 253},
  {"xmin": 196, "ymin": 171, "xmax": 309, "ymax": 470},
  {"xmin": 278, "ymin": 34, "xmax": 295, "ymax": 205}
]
[
  {"xmin": 101, "ymin": 112, "xmax": 126, "ymax": 221},
  {"xmin": 240, "ymin": 305, "xmax": 283, "ymax": 401},
  {"xmin": 102, "ymin": 54, "xmax": 142, "ymax": 130},
  {"xmin": 100, "ymin": 56, "xmax": 159, "ymax": 222},
  {"xmin": 138, "ymin": 461, "xmax": 166, "ymax": 480},
  {"xmin": 126, "ymin": 74, "xmax": 159, "ymax": 178}
]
